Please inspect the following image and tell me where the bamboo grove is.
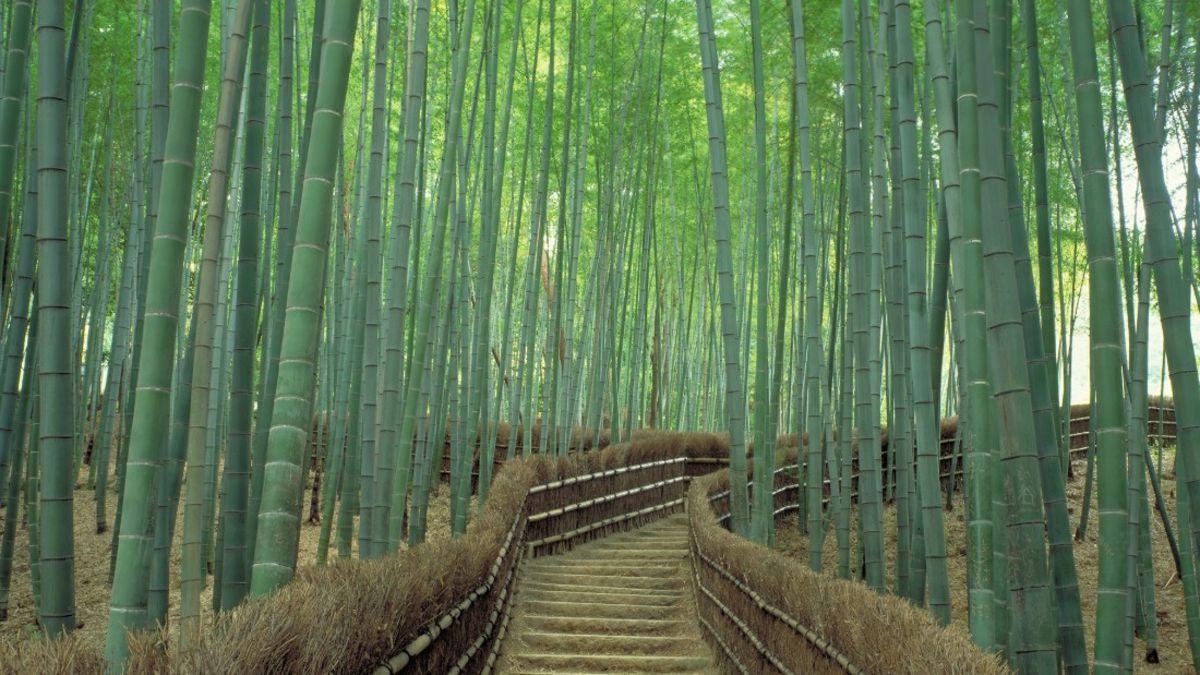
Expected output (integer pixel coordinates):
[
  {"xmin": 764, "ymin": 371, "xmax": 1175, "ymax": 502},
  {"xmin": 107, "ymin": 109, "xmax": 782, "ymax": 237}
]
[{"xmin": 0, "ymin": 0, "xmax": 1196, "ymax": 672}]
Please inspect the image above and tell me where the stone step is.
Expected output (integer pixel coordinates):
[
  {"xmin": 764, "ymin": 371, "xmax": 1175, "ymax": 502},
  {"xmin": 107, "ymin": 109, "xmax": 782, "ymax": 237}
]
[
  {"xmin": 497, "ymin": 514, "xmax": 714, "ymax": 674},
  {"xmin": 520, "ymin": 586, "xmax": 683, "ymax": 606},
  {"xmin": 505, "ymin": 670, "xmax": 713, "ymax": 675},
  {"xmin": 616, "ymin": 525, "xmax": 685, "ymax": 535},
  {"xmin": 517, "ymin": 631, "xmax": 708, "ymax": 656},
  {"xmin": 564, "ymin": 549, "xmax": 690, "ymax": 563},
  {"xmin": 526, "ymin": 560, "xmax": 679, "ymax": 577},
  {"xmin": 598, "ymin": 538, "xmax": 690, "ymax": 551},
  {"xmin": 522, "ymin": 569, "xmax": 684, "ymax": 591},
  {"xmin": 519, "ymin": 598, "xmax": 676, "ymax": 620},
  {"xmin": 504, "ymin": 652, "xmax": 714, "ymax": 673},
  {"xmin": 519, "ymin": 614, "xmax": 693, "ymax": 635},
  {"xmin": 520, "ymin": 579, "xmax": 683, "ymax": 598}
]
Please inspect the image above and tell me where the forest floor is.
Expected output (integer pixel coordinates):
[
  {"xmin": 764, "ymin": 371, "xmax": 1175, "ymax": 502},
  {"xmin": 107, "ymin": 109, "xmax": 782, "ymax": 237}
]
[
  {"xmin": 1, "ymin": 450, "xmax": 1188, "ymax": 671},
  {"xmin": 777, "ymin": 447, "xmax": 1189, "ymax": 673},
  {"xmin": 0, "ymin": 478, "xmax": 452, "ymax": 651}
]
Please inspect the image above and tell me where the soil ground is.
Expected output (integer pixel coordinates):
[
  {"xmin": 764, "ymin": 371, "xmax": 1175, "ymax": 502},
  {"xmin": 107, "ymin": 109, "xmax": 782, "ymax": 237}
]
[
  {"xmin": 0, "ymin": 478, "xmax": 452, "ymax": 651},
  {"xmin": 777, "ymin": 447, "xmax": 1191, "ymax": 673}
]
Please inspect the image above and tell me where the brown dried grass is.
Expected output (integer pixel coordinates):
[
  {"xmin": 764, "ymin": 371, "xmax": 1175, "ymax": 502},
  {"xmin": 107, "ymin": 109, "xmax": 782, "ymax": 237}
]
[
  {"xmin": 691, "ymin": 467, "xmax": 1006, "ymax": 674},
  {"xmin": 0, "ymin": 479, "xmax": 455, "ymax": 674},
  {"xmin": 123, "ymin": 432, "xmax": 721, "ymax": 673},
  {"xmin": 776, "ymin": 447, "xmax": 1189, "ymax": 672},
  {"xmin": 3, "ymin": 417, "xmax": 1179, "ymax": 673},
  {"xmin": 0, "ymin": 631, "xmax": 105, "ymax": 674},
  {"xmin": 0, "ymin": 430, "xmax": 670, "ymax": 673},
  {"xmin": 122, "ymin": 462, "xmax": 535, "ymax": 674}
]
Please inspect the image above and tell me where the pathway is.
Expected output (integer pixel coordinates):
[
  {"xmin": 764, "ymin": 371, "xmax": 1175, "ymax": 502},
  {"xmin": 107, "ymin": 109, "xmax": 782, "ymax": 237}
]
[{"xmin": 497, "ymin": 513, "xmax": 718, "ymax": 673}]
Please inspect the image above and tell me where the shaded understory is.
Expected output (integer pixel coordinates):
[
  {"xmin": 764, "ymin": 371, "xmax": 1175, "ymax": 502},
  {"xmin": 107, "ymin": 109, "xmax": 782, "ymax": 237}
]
[{"xmin": 777, "ymin": 450, "xmax": 1188, "ymax": 671}]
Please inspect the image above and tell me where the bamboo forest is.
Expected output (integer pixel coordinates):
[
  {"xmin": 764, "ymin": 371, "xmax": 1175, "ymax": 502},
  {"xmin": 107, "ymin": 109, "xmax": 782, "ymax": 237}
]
[{"xmin": 0, "ymin": 0, "xmax": 1199, "ymax": 672}]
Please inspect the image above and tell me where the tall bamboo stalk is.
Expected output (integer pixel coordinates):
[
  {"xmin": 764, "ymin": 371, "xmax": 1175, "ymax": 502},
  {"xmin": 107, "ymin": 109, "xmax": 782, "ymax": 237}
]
[
  {"xmin": 34, "ymin": 0, "xmax": 76, "ymax": 639},
  {"xmin": 105, "ymin": 0, "xmax": 214, "ymax": 664},
  {"xmin": 1064, "ymin": 0, "xmax": 1131, "ymax": 668},
  {"xmin": 692, "ymin": 0, "xmax": 749, "ymax": 535},
  {"xmin": 0, "ymin": 0, "xmax": 31, "ymax": 320},
  {"xmin": 250, "ymin": 0, "xmax": 363, "ymax": 596},
  {"xmin": 374, "ymin": 0, "xmax": 429, "ymax": 556},
  {"xmin": 221, "ymin": 0, "xmax": 269, "ymax": 610},
  {"xmin": 892, "ymin": 0, "xmax": 949, "ymax": 624}
]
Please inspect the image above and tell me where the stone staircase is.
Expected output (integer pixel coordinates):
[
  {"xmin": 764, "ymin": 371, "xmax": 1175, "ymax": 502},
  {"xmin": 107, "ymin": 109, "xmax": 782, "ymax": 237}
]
[{"xmin": 498, "ymin": 513, "xmax": 718, "ymax": 673}]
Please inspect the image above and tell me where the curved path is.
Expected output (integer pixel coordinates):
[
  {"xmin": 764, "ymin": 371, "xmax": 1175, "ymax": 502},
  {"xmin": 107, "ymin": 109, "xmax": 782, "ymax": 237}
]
[{"xmin": 497, "ymin": 513, "xmax": 717, "ymax": 673}]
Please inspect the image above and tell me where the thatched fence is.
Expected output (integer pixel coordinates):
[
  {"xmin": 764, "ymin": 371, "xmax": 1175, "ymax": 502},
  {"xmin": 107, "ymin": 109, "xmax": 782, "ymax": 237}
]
[
  {"xmin": 689, "ymin": 458, "xmax": 1005, "ymax": 674},
  {"xmin": 435, "ymin": 399, "xmax": 1178, "ymax": 496},
  {"xmin": 9, "ymin": 396, "xmax": 1170, "ymax": 674}
]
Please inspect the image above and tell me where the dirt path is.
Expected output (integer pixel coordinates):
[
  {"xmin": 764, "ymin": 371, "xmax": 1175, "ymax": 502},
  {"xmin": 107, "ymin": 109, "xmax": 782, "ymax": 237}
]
[{"xmin": 498, "ymin": 513, "xmax": 717, "ymax": 673}]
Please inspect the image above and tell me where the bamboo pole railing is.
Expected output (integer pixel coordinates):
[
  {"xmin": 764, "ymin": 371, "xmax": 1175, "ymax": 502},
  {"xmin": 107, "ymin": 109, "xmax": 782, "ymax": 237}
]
[{"xmin": 374, "ymin": 404, "xmax": 1139, "ymax": 674}]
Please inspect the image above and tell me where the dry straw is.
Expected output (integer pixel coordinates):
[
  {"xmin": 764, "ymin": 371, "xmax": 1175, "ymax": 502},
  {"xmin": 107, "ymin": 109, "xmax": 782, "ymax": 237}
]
[
  {"xmin": 0, "ymin": 431, "xmax": 708, "ymax": 673},
  {"xmin": 690, "ymin": 465, "xmax": 1007, "ymax": 674},
  {"xmin": 7, "ymin": 421, "xmax": 1125, "ymax": 674}
]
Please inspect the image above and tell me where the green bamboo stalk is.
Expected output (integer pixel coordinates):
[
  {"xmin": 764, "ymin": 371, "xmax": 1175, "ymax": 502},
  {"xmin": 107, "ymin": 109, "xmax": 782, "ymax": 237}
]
[
  {"xmin": 406, "ymin": 0, "xmax": 480, "ymax": 540},
  {"xmin": 1004, "ymin": 1, "xmax": 1088, "ymax": 667},
  {"xmin": 403, "ymin": 0, "xmax": 477, "ymax": 547},
  {"xmin": 1128, "ymin": 261, "xmax": 1159, "ymax": 665},
  {"xmin": 929, "ymin": 0, "xmax": 996, "ymax": 648},
  {"xmin": 892, "ymin": 0, "xmax": 949, "ymax": 623},
  {"xmin": 80, "ymin": 116, "xmax": 116, "ymax": 487},
  {"xmin": 104, "ymin": 0, "xmax": 215, "ymax": 663},
  {"xmin": 864, "ymin": 9, "xmax": 886, "ymax": 543},
  {"xmin": 476, "ymin": 0, "xmax": 527, "ymax": 507},
  {"xmin": 543, "ymin": 0, "xmax": 580, "ymax": 463},
  {"xmin": 319, "ymin": 211, "xmax": 352, "ymax": 561},
  {"xmin": 146, "ymin": 315, "xmax": 196, "ymax": 628},
  {"xmin": 747, "ymin": 0, "xmax": 772, "ymax": 546},
  {"xmin": 247, "ymin": 0, "xmax": 321, "ymax": 569},
  {"xmin": 357, "ymin": 0, "xmax": 390, "ymax": 558},
  {"xmin": 95, "ymin": 171, "xmax": 142, "ymax": 537},
  {"xmin": 335, "ymin": 12, "xmax": 374, "ymax": 555},
  {"xmin": 25, "ymin": 350, "xmax": 39, "ymax": 613},
  {"xmin": 1107, "ymin": 0, "xmax": 1200, "ymax": 667},
  {"xmin": 839, "ymin": 0, "xmax": 882, "ymax": 590},
  {"xmin": 968, "ymin": 2, "xmax": 1056, "ymax": 664},
  {"xmin": 175, "ymin": 0, "xmax": 252, "ymax": 640},
  {"xmin": 873, "ymin": 0, "xmax": 911, "ymax": 598},
  {"xmin": 1182, "ymin": 446, "xmax": 1200, "ymax": 670},
  {"xmin": 554, "ymin": 1, "xmax": 598, "ymax": 461},
  {"xmin": 928, "ymin": 186, "xmax": 950, "ymax": 433},
  {"xmin": 692, "ymin": 0, "xmax": 749, "ymax": 536},
  {"xmin": 0, "ymin": 114, "xmax": 36, "ymax": 516},
  {"xmin": 336, "ymin": 227, "xmax": 367, "ymax": 557},
  {"xmin": 513, "ymin": 0, "xmax": 553, "ymax": 462},
  {"xmin": 315, "ymin": 340, "xmax": 347, "ymax": 564},
  {"xmin": 34, "ymin": 0, "xmax": 76, "ymax": 638},
  {"xmin": 221, "ymin": 0, "xmax": 268, "ymax": 610},
  {"xmin": 0, "ymin": 0, "xmax": 31, "ymax": 322},
  {"xmin": 249, "ymin": 0, "xmax": 363, "ymax": 596},
  {"xmin": 0, "ymin": 171, "xmax": 34, "ymax": 614},
  {"xmin": 1151, "ymin": 0, "xmax": 1176, "ymax": 138},
  {"xmin": 1022, "ymin": 0, "xmax": 1061, "ymax": 464},
  {"xmin": 0, "ymin": 266, "xmax": 34, "ymax": 621},
  {"xmin": 120, "ymin": 0, "xmax": 173, "ymax": 485},
  {"xmin": 373, "ymin": 0, "xmax": 429, "ymax": 556},
  {"xmin": 205, "ymin": 209, "xmax": 238, "ymax": 595}
]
